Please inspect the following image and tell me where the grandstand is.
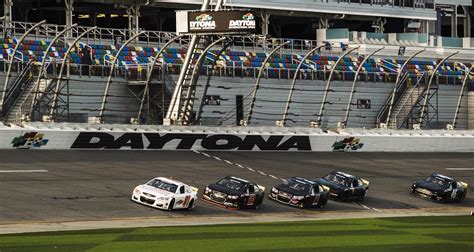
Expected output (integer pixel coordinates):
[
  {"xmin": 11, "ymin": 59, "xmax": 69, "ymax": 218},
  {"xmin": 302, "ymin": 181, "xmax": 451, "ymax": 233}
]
[{"xmin": 0, "ymin": 0, "xmax": 473, "ymax": 130}]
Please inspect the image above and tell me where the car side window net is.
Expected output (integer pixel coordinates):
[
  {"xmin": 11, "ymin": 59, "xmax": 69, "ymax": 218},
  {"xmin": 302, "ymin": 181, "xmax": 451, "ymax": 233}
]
[
  {"xmin": 248, "ymin": 185, "xmax": 255, "ymax": 194},
  {"xmin": 180, "ymin": 186, "xmax": 185, "ymax": 194},
  {"xmin": 352, "ymin": 180, "xmax": 359, "ymax": 187}
]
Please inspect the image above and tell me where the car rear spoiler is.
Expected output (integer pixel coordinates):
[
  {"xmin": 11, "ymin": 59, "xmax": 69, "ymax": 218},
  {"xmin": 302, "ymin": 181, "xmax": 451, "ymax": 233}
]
[
  {"xmin": 321, "ymin": 185, "xmax": 330, "ymax": 192},
  {"xmin": 191, "ymin": 186, "xmax": 199, "ymax": 193},
  {"xmin": 361, "ymin": 178, "xmax": 370, "ymax": 186},
  {"xmin": 257, "ymin": 184, "xmax": 266, "ymax": 192}
]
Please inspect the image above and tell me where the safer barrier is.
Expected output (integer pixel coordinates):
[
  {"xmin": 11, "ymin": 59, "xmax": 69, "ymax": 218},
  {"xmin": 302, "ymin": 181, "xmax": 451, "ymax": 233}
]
[{"xmin": 1, "ymin": 123, "xmax": 473, "ymax": 152}]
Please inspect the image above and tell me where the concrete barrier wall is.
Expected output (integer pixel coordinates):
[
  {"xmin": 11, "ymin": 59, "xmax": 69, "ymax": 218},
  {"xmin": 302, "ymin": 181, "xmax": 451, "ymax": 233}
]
[{"xmin": 1, "ymin": 124, "xmax": 473, "ymax": 152}]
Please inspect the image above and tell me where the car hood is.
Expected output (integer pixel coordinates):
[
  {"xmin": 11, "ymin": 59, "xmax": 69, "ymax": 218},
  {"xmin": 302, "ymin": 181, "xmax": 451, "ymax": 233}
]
[
  {"xmin": 208, "ymin": 183, "xmax": 241, "ymax": 196},
  {"xmin": 414, "ymin": 180, "xmax": 446, "ymax": 192},
  {"xmin": 136, "ymin": 185, "xmax": 175, "ymax": 197},
  {"xmin": 275, "ymin": 184, "xmax": 308, "ymax": 196}
]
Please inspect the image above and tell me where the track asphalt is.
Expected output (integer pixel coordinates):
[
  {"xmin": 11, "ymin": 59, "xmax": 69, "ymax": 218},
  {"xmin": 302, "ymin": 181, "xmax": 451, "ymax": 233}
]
[{"xmin": 0, "ymin": 151, "xmax": 473, "ymax": 233}]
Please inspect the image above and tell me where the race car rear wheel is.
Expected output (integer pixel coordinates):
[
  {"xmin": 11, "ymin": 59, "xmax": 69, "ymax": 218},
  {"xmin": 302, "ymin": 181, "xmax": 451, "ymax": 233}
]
[
  {"xmin": 357, "ymin": 190, "xmax": 368, "ymax": 202},
  {"xmin": 459, "ymin": 191, "xmax": 467, "ymax": 203},
  {"xmin": 168, "ymin": 199, "xmax": 175, "ymax": 211},
  {"xmin": 253, "ymin": 202, "xmax": 262, "ymax": 210},
  {"xmin": 187, "ymin": 199, "xmax": 194, "ymax": 210},
  {"xmin": 341, "ymin": 192, "xmax": 348, "ymax": 202}
]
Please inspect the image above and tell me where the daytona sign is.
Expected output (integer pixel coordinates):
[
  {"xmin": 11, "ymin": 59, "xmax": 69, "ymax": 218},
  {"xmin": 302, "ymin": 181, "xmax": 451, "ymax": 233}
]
[
  {"xmin": 185, "ymin": 10, "xmax": 256, "ymax": 34},
  {"xmin": 71, "ymin": 132, "xmax": 311, "ymax": 151}
]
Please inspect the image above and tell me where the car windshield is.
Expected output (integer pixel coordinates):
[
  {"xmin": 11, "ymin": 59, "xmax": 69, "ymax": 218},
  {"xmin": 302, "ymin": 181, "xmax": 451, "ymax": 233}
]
[
  {"xmin": 284, "ymin": 178, "xmax": 311, "ymax": 193},
  {"xmin": 216, "ymin": 178, "xmax": 245, "ymax": 192},
  {"xmin": 324, "ymin": 173, "xmax": 350, "ymax": 187},
  {"xmin": 146, "ymin": 179, "xmax": 178, "ymax": 193},
  {"xmin": 424, "ymin": 176, "xmax": 450, "ymax": 187}
]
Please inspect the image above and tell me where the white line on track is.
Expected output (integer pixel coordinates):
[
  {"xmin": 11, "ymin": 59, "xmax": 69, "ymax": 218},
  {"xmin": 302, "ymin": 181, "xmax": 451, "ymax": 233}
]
[
  {"xmin": 195, "ymin": 152, "xmax": 283, "ymax": 181},
  {"xmin": 445, "ymin": 168, "xmax": 474, "ymax": 171},
  {"xmin": 0, "ymin": 170, "xmax": 48, "ymax": 173},
  {"xmin": 356, "ymin": 203, "xmax": 382, "ymax": 212}
]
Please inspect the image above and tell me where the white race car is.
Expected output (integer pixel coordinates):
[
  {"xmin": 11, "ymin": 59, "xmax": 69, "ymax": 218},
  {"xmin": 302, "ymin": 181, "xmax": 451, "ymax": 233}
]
[{"xmin": 131, "ymin": 177, "xmax": 198, "ymax": 211}]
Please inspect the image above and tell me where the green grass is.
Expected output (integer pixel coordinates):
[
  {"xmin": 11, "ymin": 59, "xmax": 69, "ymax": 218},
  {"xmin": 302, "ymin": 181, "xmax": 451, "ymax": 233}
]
[{"xmin": 1, "ymin": 216, "xmax": 474, "ymax": 251}]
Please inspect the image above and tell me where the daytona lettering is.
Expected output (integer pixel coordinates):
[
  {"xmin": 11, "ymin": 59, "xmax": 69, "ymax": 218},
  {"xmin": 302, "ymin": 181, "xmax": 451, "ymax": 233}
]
[
  {"xmin": 70, "ymin": 132, "xmax": 311, "ymax": 151},
  {"xmin": 189, "ymin": 21, "xmax": 216, "ymax": 30},
  {"xmin": 229, "ymin": 20, "xmax": 256, "ymax": 29}
]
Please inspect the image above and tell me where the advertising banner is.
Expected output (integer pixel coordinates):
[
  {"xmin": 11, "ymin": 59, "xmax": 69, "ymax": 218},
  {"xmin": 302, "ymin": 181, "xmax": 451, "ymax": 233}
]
[
  {"xmin": 187, "ymin": 10, "xmax": 256, "ymax": 34},
  {"xmin": 0, "ymin": 128, "xmax": 473, "ymax": 152}
]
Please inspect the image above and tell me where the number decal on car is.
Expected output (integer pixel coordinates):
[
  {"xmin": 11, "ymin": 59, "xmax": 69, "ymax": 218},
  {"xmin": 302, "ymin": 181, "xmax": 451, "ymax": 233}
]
[
  {"xmin": 451, "ymin": 189, "xmax": 457, "ymax": 199},
  {"xmin": 247, "ymin": 195, "xmax": 256, "ymax": 206},
  {"xmin": 183, "ymin": 195, "xmax": 191, "ymax": 207},
  {"xmin": 312, "ymin": 194, "xmax": 320, "ymax": 205}
]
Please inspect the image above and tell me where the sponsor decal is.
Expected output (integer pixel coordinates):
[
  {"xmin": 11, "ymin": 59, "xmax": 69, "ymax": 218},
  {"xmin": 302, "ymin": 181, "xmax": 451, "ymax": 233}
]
[
  {"xmin": 332, "ymin": 137, "xmax": 364, "ymax": 152},
  {"xmin": 189, "ymin": 13, "xmax": 216, "ymax": 31},
  {"xmin": 11, "ymin": 132, "xmax": 49, "ymax": 149},
  {"xmin": 71, "ymin": 132, "xmax": 311, "ymax": 151},
  {"xmin": 229, "ymin": 13, "xmax": 256, "ymax": 30}
]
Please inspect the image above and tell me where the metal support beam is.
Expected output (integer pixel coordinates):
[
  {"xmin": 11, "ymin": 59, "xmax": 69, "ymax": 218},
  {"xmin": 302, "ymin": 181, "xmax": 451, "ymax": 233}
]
[
  {"xmin": 97, "ymin": 31, "xmax": 146, "ymax": 123},
  {"xmin": 136, "ymin": 35, "xmax": 185, "ymax": 121},
  {"xmin": 30, "ymin": 24, "xmax": 78, "ymax": 118},
  {"xmin": 372, "ymin": 18, "xmax": 386, "ymax": 33},
  {"xmin": 126, "ymin": 4, "xmax": 141, "ymax": 37},
  {"xmin": 244, "ymin": 40, "xmax": 290, "ymax": 126},
  {"xmin": 65, "ymin": 0, "xmax": 74, "ymax": 39},
  {"xmin": 451, "ymin": 5, "xmax": 458, "ymax": 37},
  {"xmin": 280, "ymin": 44, "xmax": 324, "ymax": 127},
  {"xmin": 260, "ymin": 11, "xmax": 270, "ymax": 36},
  {"xmin": 3, "ymin": 0, "xmax": 13, "ymax": 29},
  {"xmin": 214, "ymin": 0, "xmax": 224, "ymax": 11},
  {"xmin": 385, "ymin": 49, "xmax": 425, "ymax": 126},
  {"xmin": 464, "ymin": 6, "xmax": 471, "ymax": 37},
  {"xmin": 451, "ymin": 66, "xmax": 473, "ymax": 129},
  {"xmin": 180, "ymin": 37, "xmax": 227, "ymax": 124},
  {"xmin": 417, "ymin": 51, "xmax": 459, "ymax": 128},
  {"xmin": 1, "ymin": 20, "xmax": 46, "ymax": 116},
  {"xmin": 48, "ymin": 26, "xmax": 97, "ymax": 121},
  {"xmin": 341, "ymin": 47, "xmax": 385, "ymax": 128},
  {"xmin": 165, "ymin": 0, "xmax": 212, "ymax": 122},
  {"xmin": 315, "ymin": 46, "xmax": 359, "ymax": 128},
  {"xmin": 196, "ymin": 40, "xmax": 232, "ymax": 124},
  {"xmin": 319, "ymin": 17, "xmax": 329, "ymax": 29}
]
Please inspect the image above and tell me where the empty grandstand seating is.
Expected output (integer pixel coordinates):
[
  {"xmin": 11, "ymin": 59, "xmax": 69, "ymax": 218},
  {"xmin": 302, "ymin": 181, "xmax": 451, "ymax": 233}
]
[{"xmin": 1, "ymin": 36, "xmax": 471, "ymax": 84}]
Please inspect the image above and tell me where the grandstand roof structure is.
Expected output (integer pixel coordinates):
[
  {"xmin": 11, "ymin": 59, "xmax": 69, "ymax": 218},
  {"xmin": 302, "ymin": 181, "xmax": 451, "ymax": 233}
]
[{"xmin": 2, "ymin": 0, "xmax": 473, "ymax": 39}]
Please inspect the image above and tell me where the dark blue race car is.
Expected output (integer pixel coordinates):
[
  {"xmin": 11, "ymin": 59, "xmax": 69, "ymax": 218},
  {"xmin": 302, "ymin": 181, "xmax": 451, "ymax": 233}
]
[
  {"xmin": 412, "ymin": 174, "xmax": 468, "ymax": 203},
  {"xmin": 316, "ymin": 171, "xmax": 370, "ymax": 202},
  {"xmin": 269, "ymin": 177, "xmax": 329, "ymax": 209}
]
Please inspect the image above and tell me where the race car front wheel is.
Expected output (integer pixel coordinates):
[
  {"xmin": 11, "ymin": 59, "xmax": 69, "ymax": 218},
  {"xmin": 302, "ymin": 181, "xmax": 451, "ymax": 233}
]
[{"xmin": 168, "ymin": 199, "xmax": 175, "ymax": 211}]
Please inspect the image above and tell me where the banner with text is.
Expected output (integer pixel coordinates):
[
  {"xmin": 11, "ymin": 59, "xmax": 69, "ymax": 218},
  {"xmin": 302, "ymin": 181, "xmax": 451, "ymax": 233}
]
[{"xmin": 0, "ymin": 128, "xmax": 473, "ymax": 152}]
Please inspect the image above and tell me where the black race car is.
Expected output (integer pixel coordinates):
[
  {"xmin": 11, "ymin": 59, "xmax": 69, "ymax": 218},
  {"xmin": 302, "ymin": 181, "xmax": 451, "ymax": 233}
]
[
  {"xmin": 412, "ymin": 173, "xmax": 468, "ymax": 203},
  {"xmin": 269, "ymin": 177, "xmax": 329, "ymax": 208},
  {"xmin": 202, "ymin": 176, "xmax": 265, "ymax": 210},
  {"xmin": 316, "ymin": 171, "xmax": 370, "ymax": 202}
]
